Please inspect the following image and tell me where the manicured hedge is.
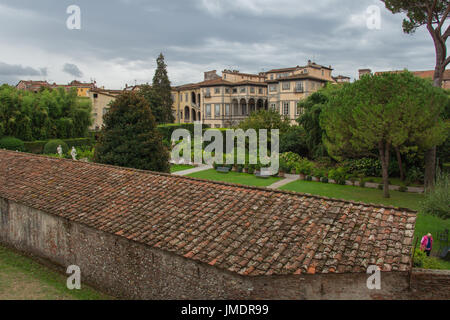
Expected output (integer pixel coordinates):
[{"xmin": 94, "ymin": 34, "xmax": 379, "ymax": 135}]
[
  {"xmin": 24, "ymin": 137, "xmax": 94, "ymax": 154},
  {"xmin": 44, "ymin": 139, "xmax": 69, "ymax": 155},
  {"xmin": 0, "ymin": 137, "xmax": 25, "ymax": 151},
  {"xmin": 158, "ymin": 123, "xmax": 210, "ymax": 143}
]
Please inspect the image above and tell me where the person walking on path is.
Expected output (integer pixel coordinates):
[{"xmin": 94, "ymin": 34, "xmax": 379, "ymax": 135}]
[{"xmin": 420, "ymin": 233, "xmax": 433, "ymax": 257}]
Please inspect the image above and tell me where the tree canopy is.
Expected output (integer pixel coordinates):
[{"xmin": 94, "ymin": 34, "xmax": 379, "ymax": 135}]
[
  {"xmin": 94, "ymin": 92, "xmax": 170, "ymax": 173},
  {"xmin": 0, "ymin": 84, "xmax": 92, "ymax": 141},
  {"xmin": 297, "ymin": 85, "xmax": 343, "ymax": 159},
  {"xmin": 140, "ymin": 53, "xmax": 174, "ymax": 124},
  {"xmin": 321, "ymin": 72, "xmax": 448, "ymax": 198}
]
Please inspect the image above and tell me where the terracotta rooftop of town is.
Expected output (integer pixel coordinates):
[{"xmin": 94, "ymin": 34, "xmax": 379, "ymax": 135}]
[{"xmin": 0, "ymin": 150, "xmax": 416, "ymax": 276}]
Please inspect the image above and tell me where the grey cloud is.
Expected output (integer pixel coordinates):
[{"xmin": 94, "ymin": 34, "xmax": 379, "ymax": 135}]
[
  {"xmin": 0, "ymin": 0, "xmax": 439, "ymax": 87},
  {"xmin": 0, "ymin": 62, "xmax": 48, "ymax": 85},
  {"xmin": 0, "ymin": 62, "xmax": 46, "ymax": 76},
  {"xmin": 63, "ymin": 63, "xmax": 83, "ymax": 78}
]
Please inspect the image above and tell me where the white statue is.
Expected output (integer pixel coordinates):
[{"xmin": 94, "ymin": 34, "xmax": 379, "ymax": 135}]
[
  {"xmin": 57, "ymin": 145, "xmax": 63, "ymax": 158},
  {"xmin": 70, "ymin": 147, "xmax": 77, "ymax": 160}
]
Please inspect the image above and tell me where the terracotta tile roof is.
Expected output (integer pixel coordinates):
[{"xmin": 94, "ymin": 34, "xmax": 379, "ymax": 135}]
[
  {"xmin": 0, "ymin": 150, "xmax": 416, "ymax": 276},
  {"xmin": 266, "ymin": 74, "xmax": 331, "ymax": 83}
]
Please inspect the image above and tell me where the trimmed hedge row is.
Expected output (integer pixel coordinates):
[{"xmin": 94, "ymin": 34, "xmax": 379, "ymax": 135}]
[
  {"xmin": 23, "ymin": 137, "xmax": 94, "ymax": 154},
  {"xmin": 157, "ymin": 123, "xmax": 210, "ymax": 143}
]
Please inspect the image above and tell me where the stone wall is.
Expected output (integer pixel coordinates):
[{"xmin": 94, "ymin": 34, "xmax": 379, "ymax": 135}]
[{"xmin": 0, "ymin": 197, "xmax": 447, "ymax": 300}]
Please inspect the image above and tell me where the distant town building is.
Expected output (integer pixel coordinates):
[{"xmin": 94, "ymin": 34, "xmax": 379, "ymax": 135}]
[
  {"xmin": 333, "ymin": 75, "xmax": 351, "ymax": 83},
  {"xmin": 89, "ymin": 88, "xmax": 123, "ymax": 131},
  {"xmin": 16, "ymin": 80, "xmax": 97, "ymax": 97},
  {"xmin": 359, "ymin": 68, "xmax": 450, "ymax": 90}
]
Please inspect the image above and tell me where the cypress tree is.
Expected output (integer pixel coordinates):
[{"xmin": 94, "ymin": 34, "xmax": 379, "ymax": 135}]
[{"xmin": 151, "ymin": 53, "xmax": 174, "ymax": 124}]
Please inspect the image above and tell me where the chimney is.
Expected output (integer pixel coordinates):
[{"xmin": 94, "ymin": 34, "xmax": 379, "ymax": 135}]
[{"xmin": 358, "ymin": 69, "xmax": 372, "ymax": 79}]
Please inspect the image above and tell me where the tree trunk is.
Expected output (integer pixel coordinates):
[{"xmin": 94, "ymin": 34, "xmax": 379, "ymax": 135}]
[
  {"xmin": 424, "ymin": 24, "xmax": 447, "ymax": 189},
  {"xmin": 395, "ymin": 147, "xmax": 405, "ymax": 181},
  {"xmin": 424, "ymin": 147, "xmax": 437, "ymax": 191},
  {"xmin": 379, "ymin": 141, "xmax": 390, "ymax": 198}
]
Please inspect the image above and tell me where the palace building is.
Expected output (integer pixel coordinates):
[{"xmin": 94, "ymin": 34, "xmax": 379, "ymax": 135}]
[{"xmin": 172, "ymin": 60, "xmax": 339, "ymax": 128}]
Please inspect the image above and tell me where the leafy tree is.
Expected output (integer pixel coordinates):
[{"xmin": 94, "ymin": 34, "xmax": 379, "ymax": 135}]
[
  {"xmin": 94, "ymin": 92, "xmax": 170, "ymax": 173},
  {"xmin": 238, "ymin": 109, "xmax": 291, "ymax": 133},
  {"xmin": 279, "ymin": 126, "xmax": 309, "ymax": 157},
  {"xmin": 382, "ymin": 0, "xmax": 450, "ymax": 188},
  {"xmin": 321, "ymin": 72, "xmax": 447, "ymax": 198},
  {"xmin": 0, "ymin": 85, "xmax": 91, "ymax": 141},
  {"xmin": 149, "ymin": 53, "xmax": 174, "ymax": 124}
]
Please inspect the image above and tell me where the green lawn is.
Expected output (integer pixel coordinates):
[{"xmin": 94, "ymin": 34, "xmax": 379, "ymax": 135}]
[
  {"xmin": 279, "ymin": 180, "xmax": 450, "ymax": 269},
  {"xmin": 366, "ymin": 176, "xmax": 423, "ymax": 188},
  {"xmin": 187, "ymin": 169, "xmax": 282, "ymax": 187},
  {"xmin": 279, "ymin": 180, "xmax": 424, "ymax": 210},
  {"xmin": 170, "ymin": 164, "xmax": 195, "ymax": 173},
  {"xmin": 0, "ymin": 244, "xmax": 111, "ymax": 300}
]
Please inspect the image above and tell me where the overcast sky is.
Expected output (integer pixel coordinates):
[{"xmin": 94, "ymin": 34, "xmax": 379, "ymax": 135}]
[{"xmin": 0, "ymin": 0, "xmax": 442, "ymax": 89}]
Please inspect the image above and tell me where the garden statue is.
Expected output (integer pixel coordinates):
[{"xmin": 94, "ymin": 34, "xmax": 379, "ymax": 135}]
[
  {"xmin": 57, "ymin": 145, "xmax": 63, "ymax": 158},
  {"xmin": 70, "ymin": 147, "xmax": 77, "ymax": 160}
]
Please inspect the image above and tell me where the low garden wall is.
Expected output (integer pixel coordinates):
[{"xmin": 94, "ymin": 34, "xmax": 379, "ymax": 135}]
[{"xmin": 1, "ymin": 197, "xmax": 447, "ymax": 300}]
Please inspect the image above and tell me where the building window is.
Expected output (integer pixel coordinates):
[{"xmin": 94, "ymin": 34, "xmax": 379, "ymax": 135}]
[
  {"xmin": 180, "ymin": 94, "xmax": 183, "ymax": 102},
  {"xmin": 232, "ymin": 88, "xmax": 237, "ymax": 94},
  {"xmin": 322, "ymin": 70, "xmax": 324, "ymax": 76},
  {"xmin": 258, "ymin": 88, "xmax": 263, "ymax": 94},
  {"xmin": 185, "ymin": 93, "xmax": 188, "ymax": 101},
  {"xmin": 269, "ymin": 84, "xmax": 277, "ymax": 92},
  {"xmin": 215, "ymin": 104, "xmax": 220, "ymax": 117},
  {"xmin": 270, "ymin": 74, "xmax": 274, "ymax": 80},
  {"xmin": 295, "ymin": 81, "xmax": 304, "ymax": 92},
  {"xmin": 225, "ymin": 104, "xmax": 230, "ymax": 115},
  {"xmin": 206, "ymin": 104, "xmax": 211, "ymax": 118},
  {"xmin": 283, "ymin": 102, "xmax": 289, "ymax": 115},
  {"xmin": 270, "ymin": 103, "xmax": 277, "ymax": 111},
  {"xmin": 250, "ymin": 87, "xmax": 255, "ymax": 94},
  {"xmin": 215, "ymin": 88, "xmax": 220, "ymax": 94},
  {"xmin": 225, "ymin": 88, "xmax": 230, "ymax": 94},
  {"xmin": 93, "ymin": 93, "xmax": 98, "ymax": 98},
  {"xmin": 296, "ymin": 103, "xmax": 303, "ymax": 116},
  {"xmin": 282, "ymin": 82, "xmax": 290, "ymax": 90},
  {"xmin": 240, "ymin": 87, "xmax": 246, "ymax": 93}
]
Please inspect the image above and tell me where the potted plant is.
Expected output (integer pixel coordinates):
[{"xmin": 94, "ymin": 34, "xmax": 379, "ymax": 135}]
[{"xmin": 313, "ymin": 168, "xmax": 323, "ymax": 182}]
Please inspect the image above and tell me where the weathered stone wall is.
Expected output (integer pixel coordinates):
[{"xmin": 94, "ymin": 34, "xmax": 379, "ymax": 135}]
[{"xmin": 0, "ymin": 197, "xmax": 446, "ymax": 300}]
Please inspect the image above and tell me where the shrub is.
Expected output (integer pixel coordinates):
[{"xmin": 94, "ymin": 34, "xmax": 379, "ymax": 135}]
[
  {"xmin": 280, "ymin": 152, "xmax": 303, "ymax": 173},
  {"xmin": 359, "ymin": 178, "xmax": 366, "ymax": 188},
  {"xmin": 23, "ymin": 140, "xmax": 47, "ymax": 154},
  {"xmin": 305, "ymin": 175, "xmax": 312, "ymax": 181},
  {"xmin": 295, "ymin": 159, "xmax": 314, "ymax": 176},
  {"xmin": 421, "ymin": 171, "xmax": 450, "ymax": 219},
  {"xmin": 406, "ymin": 167, "xmax": 424, "ymax": 185},
  {"xmin": 345, "ymin": 158, "xmax": 381, "ymax": 177},
  {"xmin": 0, "ymin": 137, "xmax": 25, "ymax": 151},
  {"xmin": 398, "ymin": 186, "xmax": 408, "ymax": 193},
  {"xmin": 413, "ymin": 249, "xmax": 444, "ymax": 269},
  {"xmin": 320, "ymin": 177, "xmax": 329, "ymax": 183},
  {"xmin": 44, "ymin": 139, "xmax": 69, "ymax": 155},
  {"xmin": 328, "ymin": 167, "xmax": 348, "ymax": 185},
  {"xmin": 378, "ymin": 184, "xmax": 383, "ymax": 190}
]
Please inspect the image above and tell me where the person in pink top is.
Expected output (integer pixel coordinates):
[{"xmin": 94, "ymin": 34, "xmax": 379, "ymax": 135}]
[{"xmin": 420, "ymin": 233, "xmax": 433, "ymax": 256}]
